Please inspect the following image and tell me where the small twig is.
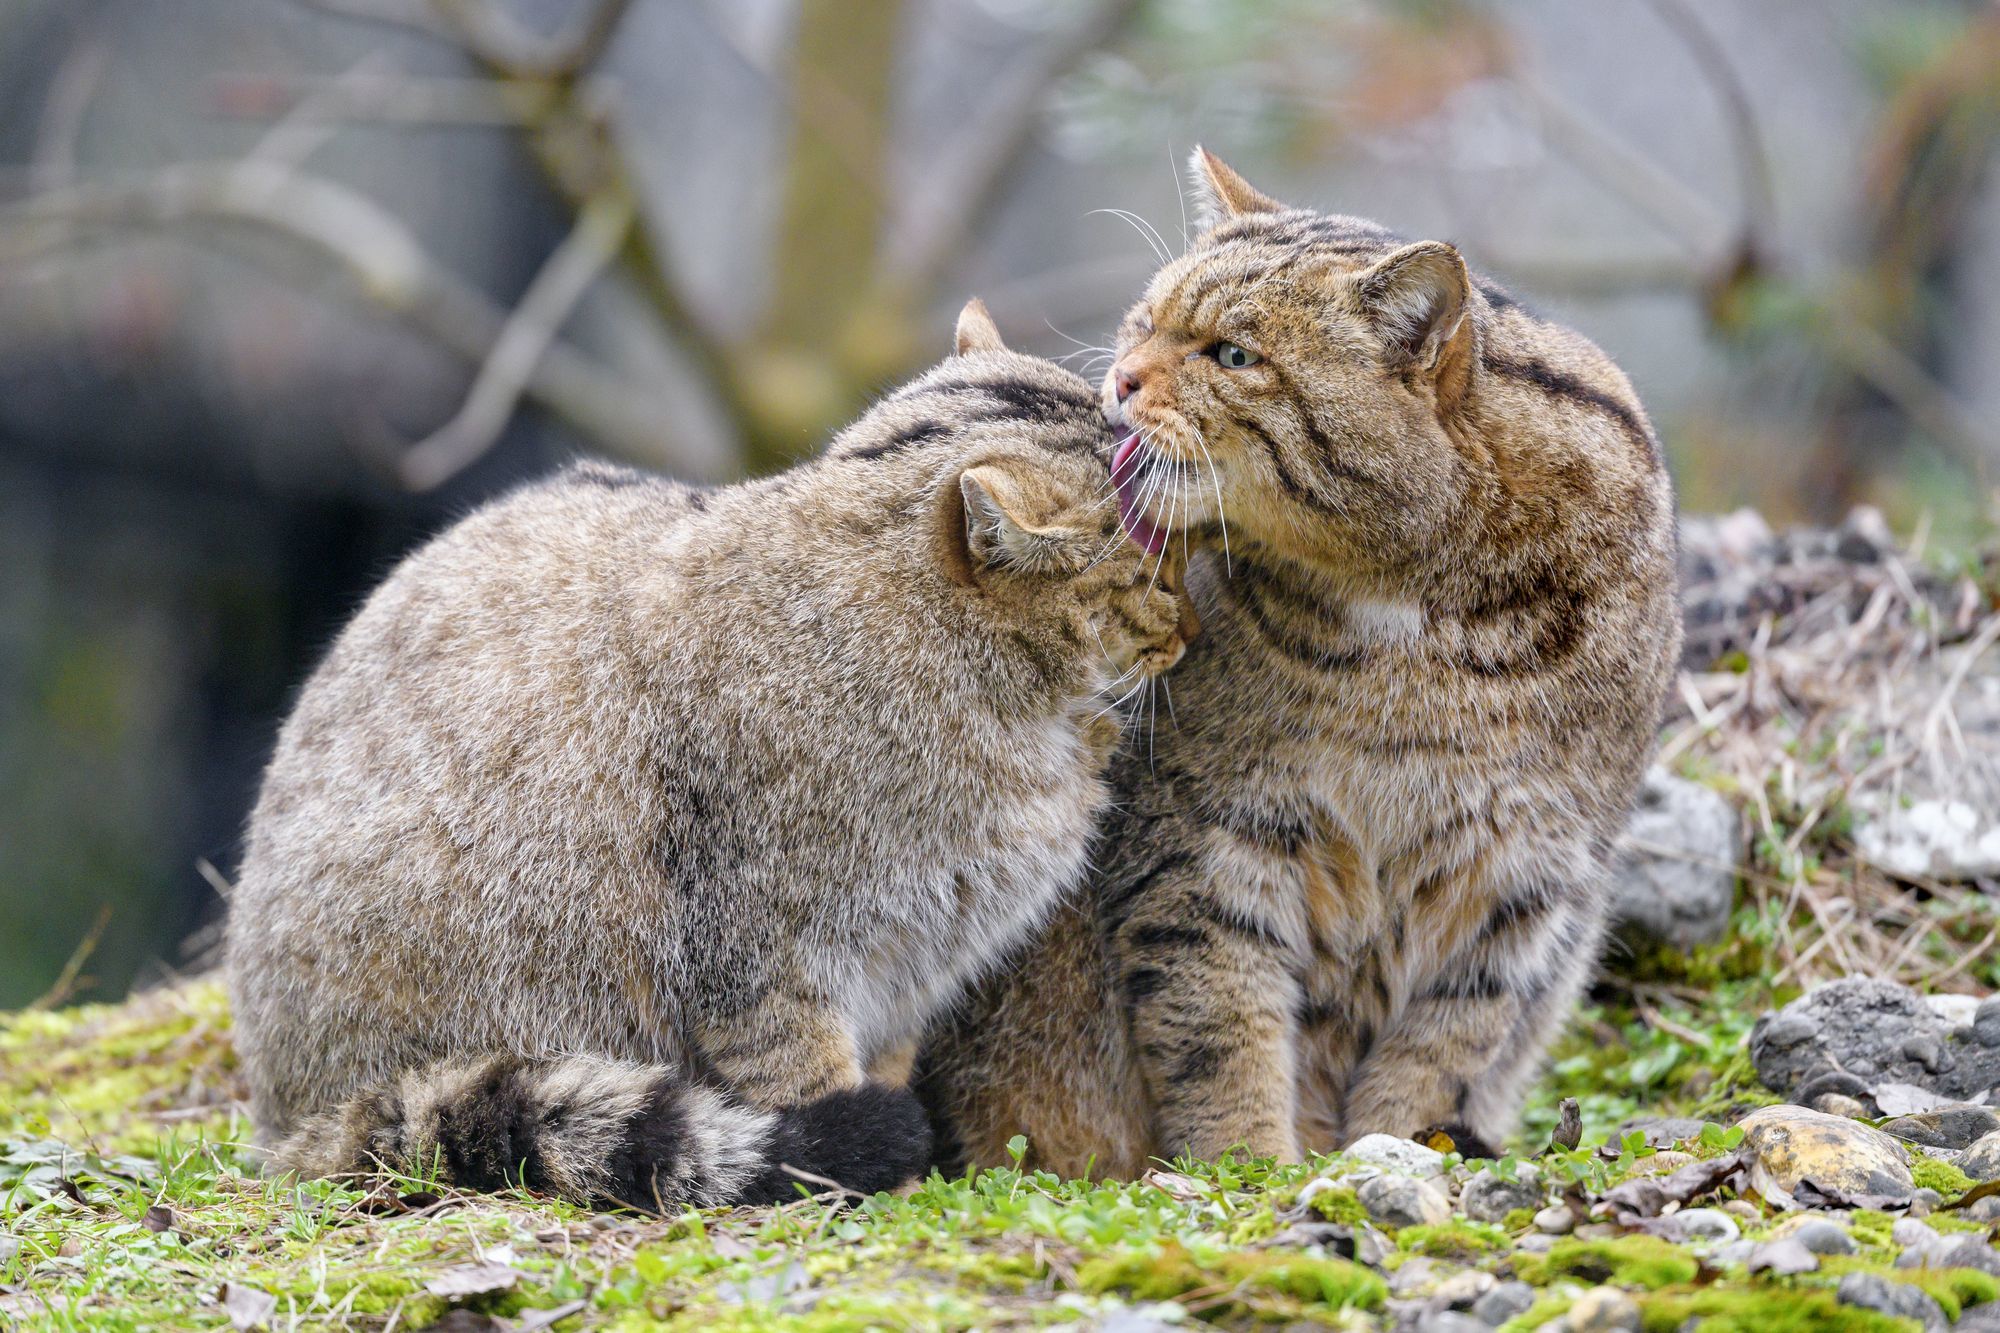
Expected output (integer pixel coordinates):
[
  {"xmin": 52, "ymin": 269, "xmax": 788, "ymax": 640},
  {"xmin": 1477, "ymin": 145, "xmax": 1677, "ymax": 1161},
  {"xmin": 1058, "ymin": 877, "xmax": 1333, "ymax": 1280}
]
[
  {"xmin": 29, "ymin": 905, "xmax": 112, "ymax": 1011},
  {"xmin": 398, "ymin": 188, "xmax": 633, "ymax": 489},
  {"xmin": 778, "ymin": 1164, "xmax": 868, "ymax": 1202},
  {"xmin": 1919, "ymin": 612, "xmax": 2000, "ymax": 771},
  {"xmin": 430, "ymin": 0, "xmax": 637, "ymax": 82},
  {"xmin": 889, "ymin": 0, "xmax": 1147, "ymax": 292}
]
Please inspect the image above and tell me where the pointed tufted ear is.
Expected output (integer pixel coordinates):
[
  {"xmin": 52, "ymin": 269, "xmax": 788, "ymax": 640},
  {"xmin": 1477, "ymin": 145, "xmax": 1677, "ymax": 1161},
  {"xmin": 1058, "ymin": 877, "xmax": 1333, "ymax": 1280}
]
[
  {"xmin": 953, "ymin": 298, "xmax": 1007, "ymax": 356},
  {"xmin": 1187, "ymin": 146, "xmax": 1284, "ymax": 230},
  {"xmin": 958, "ymin": 465, "xmax": 1082, "ymax": 575},
  {"xmin": 1352, "ymin": 240, "xmax": 1471, "ymax": 373}
]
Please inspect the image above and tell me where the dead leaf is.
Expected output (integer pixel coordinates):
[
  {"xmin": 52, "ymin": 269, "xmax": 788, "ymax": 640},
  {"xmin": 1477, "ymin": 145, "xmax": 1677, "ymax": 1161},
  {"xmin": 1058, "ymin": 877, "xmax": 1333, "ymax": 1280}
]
[
  {"xmin": 1946, "ymin": 1179, "xmax": 2000, "ymax": 1212},
  {"xmin": 1789, "ymin": 1178, "xmax": 1914, "ymax": 1212},
  {"xmin": 221, "ymin": 1283, "xmax": 277, "ymax": 1330},
  {"xmin": 1139, "ymin": 1168, "xmax": 1208, "ymax": 1201},
  {"xmin": 709, "ymin": 1231, "xmax": 754, "ymax": 1260},
  {"xmin": 142, "ymin": 1204, "xmax": 175, "ymax": 1234},
  {"xmin": 425, "ymin": 1262, "xmax": 523, "ymax": 1299},
  {"xmin": 1871, "ymin": 1083, "xmax": 1953, "ymax": 1116}
]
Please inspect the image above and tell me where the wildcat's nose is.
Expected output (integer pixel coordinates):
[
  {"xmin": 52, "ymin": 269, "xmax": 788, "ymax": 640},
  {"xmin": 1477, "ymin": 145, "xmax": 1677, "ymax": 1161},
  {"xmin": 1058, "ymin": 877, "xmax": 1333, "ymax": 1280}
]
[{"xmin": 1114, "ymin": 365, "xmax": 1141, "ymax": 403}]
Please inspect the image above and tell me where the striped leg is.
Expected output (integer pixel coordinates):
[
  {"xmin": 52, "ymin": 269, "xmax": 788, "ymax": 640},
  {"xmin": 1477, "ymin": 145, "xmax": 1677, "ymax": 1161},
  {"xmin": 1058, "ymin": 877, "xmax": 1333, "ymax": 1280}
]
[
  {"xmin": 1342, "ymin": 878, "xmax": 1603, "ymax": 1148},
  {"xmin": 1114, "ymin": 863, "xmax": 1304, "ymax": 1163}
]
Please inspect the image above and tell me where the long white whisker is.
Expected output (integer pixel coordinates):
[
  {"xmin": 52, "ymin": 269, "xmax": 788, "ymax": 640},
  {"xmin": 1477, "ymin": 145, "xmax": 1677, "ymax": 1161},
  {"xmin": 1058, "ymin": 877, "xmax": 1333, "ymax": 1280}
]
[
  {"xmin": 1187, "ymin": 427, "xmax": 1231, "ymax": 577},
  {"xmin": 1087, "ymin": 207, "xmax": 1170, "ymax": 265}
]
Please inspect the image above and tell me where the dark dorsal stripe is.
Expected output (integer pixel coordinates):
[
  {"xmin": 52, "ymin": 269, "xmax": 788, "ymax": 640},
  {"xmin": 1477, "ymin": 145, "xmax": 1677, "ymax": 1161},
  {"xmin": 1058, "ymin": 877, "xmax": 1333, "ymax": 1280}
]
[
  {"xmin": 844, "ymin": 372, "xmax": 1103, "ymax": 462},
  {"xmin": 1481, "ymin": 351, "xmax": 1660, "ymax": 465}
]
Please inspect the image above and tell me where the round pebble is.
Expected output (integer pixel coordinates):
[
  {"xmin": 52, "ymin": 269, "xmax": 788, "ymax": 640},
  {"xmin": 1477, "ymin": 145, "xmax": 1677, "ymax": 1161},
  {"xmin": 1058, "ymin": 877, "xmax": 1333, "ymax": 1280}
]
[
  {"xmin": 1532, "ymin": 1203, "xmax": 1576, "ymax": 1235},
  {"xmin": 1566, "ymin": 1286, "xmax": 1642, "ymax": 1333},
  {"xmin": 1672, "ymin": 1208, "xmax": 1739, "ymax": 1244},
  {"xmin": 1787, "ymin": 1218, "xmax": 1860, "ymax": 1256}
]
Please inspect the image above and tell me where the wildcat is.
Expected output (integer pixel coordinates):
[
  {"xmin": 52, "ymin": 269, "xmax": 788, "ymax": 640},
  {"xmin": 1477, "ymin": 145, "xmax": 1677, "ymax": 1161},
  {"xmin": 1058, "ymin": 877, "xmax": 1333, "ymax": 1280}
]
[
  {"xmin": 225, "ymin": 301, "xmax": 1193, "ymax": 1210},
  {"xmin": 918, "ymin": 153, "xmax": 1680, "ymax": 1174}
]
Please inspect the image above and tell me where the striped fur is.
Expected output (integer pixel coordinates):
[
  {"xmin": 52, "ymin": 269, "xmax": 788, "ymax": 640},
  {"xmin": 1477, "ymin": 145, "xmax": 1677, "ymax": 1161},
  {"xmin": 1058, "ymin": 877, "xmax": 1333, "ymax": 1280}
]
[
  {"xmin": 918, "ymin": 153, "xmax": 1680, "ymax": 1173},
  {"xmin": 228, "ymin": 303, "xmax": 1192, "ymax": 1208},
  {"xmin": 274, "ymin": 1056, "xmax": 929, "ymax": 1209}
]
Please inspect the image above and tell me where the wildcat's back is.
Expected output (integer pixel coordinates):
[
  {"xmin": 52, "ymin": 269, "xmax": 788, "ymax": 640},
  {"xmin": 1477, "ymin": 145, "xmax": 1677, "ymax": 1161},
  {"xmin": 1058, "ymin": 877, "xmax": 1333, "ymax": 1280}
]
[{"xmin": 227, "ymin": 317, "xmax": 1188, "ymax": 1206}]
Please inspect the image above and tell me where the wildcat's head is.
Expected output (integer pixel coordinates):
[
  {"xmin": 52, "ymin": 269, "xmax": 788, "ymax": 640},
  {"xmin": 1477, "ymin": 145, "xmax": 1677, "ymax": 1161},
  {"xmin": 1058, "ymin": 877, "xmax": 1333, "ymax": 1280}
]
[
  {"xmin": 1103, "ymin": 148, "xmax": 1481, "ymax": 588},
  {"xmin": 831, "ymin": 300, "xmax": 1195, "ymax": 685},
  {"xmin": 942, "ymin": 301, "xmax": 1196, "ymax": 683}
]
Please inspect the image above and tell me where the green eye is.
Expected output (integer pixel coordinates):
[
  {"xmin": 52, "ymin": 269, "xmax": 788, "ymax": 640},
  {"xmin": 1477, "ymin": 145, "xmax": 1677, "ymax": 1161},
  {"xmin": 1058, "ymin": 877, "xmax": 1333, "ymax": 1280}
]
[{"xmin": 1215, "ymin": 341, "xmax": 1261, "ymax": 369}]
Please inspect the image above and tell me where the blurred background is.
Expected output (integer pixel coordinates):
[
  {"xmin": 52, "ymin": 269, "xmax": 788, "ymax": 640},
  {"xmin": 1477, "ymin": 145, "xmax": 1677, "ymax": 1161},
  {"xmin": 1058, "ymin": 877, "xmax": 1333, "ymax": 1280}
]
[{"xmin": 3, "ymin": 0, "xmax": 1998, "ymax": 1007}]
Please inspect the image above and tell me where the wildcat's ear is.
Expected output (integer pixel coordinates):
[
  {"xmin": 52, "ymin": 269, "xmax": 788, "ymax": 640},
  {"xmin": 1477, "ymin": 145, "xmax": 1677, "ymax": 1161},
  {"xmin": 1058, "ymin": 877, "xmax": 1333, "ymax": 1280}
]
[
  {"xmin": 959, "ymin": 465, "xmax": 1069, "ymax": 574},
  {"xmin": 1352, "ymin": 240, "xmax": 1471, "ymax": 373},
  {"xmin": 953, "ymin": 298, "xmax": 1008, "ymax": 356},
  {"xmin": 1188, "ymin": 146, "xmax": 1283, "ymax": 230}
]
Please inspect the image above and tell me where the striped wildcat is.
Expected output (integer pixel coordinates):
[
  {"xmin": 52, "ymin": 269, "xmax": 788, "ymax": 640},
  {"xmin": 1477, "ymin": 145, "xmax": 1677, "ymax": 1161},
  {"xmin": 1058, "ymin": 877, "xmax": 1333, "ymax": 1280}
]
[{"xmin": 918, "ymin": 151, "xmax": 1680, "ymax": 1173}]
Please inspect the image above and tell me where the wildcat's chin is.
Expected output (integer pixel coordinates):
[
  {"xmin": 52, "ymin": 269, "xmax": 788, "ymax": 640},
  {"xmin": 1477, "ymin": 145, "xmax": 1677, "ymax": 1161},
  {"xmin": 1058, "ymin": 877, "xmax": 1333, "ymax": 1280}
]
[{"xmin": 1111, "ymin": 429, "xmax": 1220, "ymax": 553}]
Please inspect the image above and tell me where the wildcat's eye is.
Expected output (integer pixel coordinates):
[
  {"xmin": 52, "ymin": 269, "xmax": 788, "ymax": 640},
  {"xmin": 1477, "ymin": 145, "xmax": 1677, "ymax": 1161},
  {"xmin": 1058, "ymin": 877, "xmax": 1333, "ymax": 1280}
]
[{"xmin": 1214, "ymin": 341, "xmax": 1261, "ymax": 369}]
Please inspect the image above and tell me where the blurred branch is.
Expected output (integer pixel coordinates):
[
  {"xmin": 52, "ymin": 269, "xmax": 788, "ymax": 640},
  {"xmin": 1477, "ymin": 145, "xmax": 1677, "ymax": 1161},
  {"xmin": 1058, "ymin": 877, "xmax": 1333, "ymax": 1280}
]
[
  {"xmin": 30, "ymin": 34, "xmax": 108, "ymax": 194},
  {"xmin": 0, "ymin": 161, "xmax": 674, "ymax": 469},
  {"xmin": 398, "ymin": 188, "xmax": 633, "ymax": 490},
  {"xmin": 431, "ymin": 0, "xmax": 636, "ymax": 81},
  {"xmin": 888, "ymin": 0, "xmax": 1148, "ymax": 294},
  {"xmin": 247, "ymin": 52, "xmax": 398, "ymax": 168},
  {"xmin": 1506, "ymin": 66, "xmax": 1732, "ymax": 260},
  {"xmin": 1636, "ymin": 0, "xmax": 1776, "ymax": 258}
]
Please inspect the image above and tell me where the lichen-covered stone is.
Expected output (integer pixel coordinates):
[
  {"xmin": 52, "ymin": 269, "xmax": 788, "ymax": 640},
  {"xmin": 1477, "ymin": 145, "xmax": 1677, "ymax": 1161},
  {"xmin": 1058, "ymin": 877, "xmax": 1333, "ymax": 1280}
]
[
  {"xmin": 1737, "ymin": 1104, "xmax": 1915, "ymax": 1206},
  {"xmin": 1565, "ymin": 1286, "xmax": 1641, "ymax": 1333},
  {"xmin": 1882, "ymin": 1106, "xmax": 2000, "ymax": 1151},
  {"xmin": 1838, "ymin": 1272, "xmax": 1948, "ymax": 1330},
  {"xmin": 1342, "ymin": 1133, "xmax": 1447, "ymax": 1178},
  {"xmin": 1459, "ymin": 1166, "xmax": 1543, "ymax": 1224},
  {"xmin": 1750, "ymin": 979, "xmax": 2000, "ymax": 1102},
  {"xmin": 1964, "ymin": 1130, "xmax": 2000, "ymax": 1182},
  {"xmin": 1358, "ymin": 1173, "xmax": 1451, "ymax": 1228}
]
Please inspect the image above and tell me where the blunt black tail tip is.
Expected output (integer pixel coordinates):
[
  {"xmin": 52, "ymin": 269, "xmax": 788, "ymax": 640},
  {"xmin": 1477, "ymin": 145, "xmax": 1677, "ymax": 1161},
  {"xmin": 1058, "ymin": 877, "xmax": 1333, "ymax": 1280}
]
[{"xmin": 758, "ymin": 1082, "xmax": 933, "ymax": 1202}]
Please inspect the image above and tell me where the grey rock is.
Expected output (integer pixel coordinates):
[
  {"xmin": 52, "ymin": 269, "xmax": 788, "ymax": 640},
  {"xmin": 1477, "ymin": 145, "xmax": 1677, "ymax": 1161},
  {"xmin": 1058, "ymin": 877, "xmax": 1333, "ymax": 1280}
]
[
  {"xmin": 1566, "ymin": 1286, "xmax": 1641, "ymax": 1333},
  {"xmin": 1967, "ymin": 1194, "xmax": 2000, "ymax": 1222},
  {"xmin": 1707, "ymin": 1239, "xmax": 1756, "ymax": 1267},
  {"xmin": 1882, "ymin": 1106, "xmax": 2000, "ymax": 1151},
  {"xmin": 1746, "ymin": 1238, "xmax": 1819, "ymax": 1275},
  {"xmin": 1343, "ymin": 1134, "xmax": 1447, "ymax": 1178},
  {"xmin": 1913, "ymin": 1187, "xmax": 1943, "ymax": 1215},
  {"xmin": 1893, "ymin": 1218, "xmax": 1943, "ymax": 1250},
  {"xmin": 1390, "ymin": 1256, "xmax": 1443, "ymax": 1297},
  {"xmin": 1980, "ymin": 996, "xmax": 2000, "ymax": 1048},
  {"xmin": 1460, "ymin": 1167, "xmax": 1544, "ymax": 1223},
  {"xmin": 1669, "ymin": 1208, "xmax": 1738, "ymax": 1244},
  {"xmin": 1359, "ymin": 1174, "xmax": 1451, "ymax": 1229},
  {"xmin": 1788, "ymin": 1218, "xmax": 1860, "ymax": 1255},
  {"xmin": 1750, "ymin": 978, "xmax": 2000, "ymax": 1102},
  {"xmin": 1431, "ymin": 1270, "xmax": 1496, "ymax": 1309},
  {"xmin": 1617, "ymin": 1116, "xmax": 1709, "ymax": 1149},
  {"xmin": 1935, "ymin": 1235, "xmax": 2000, "ymax": 1276},
  {"xmin": 1957, "ymin": 1306, "xmax": 2000, "ymax": 1333},
  {"xmin": 1838, "ymin": 1272, "xmax": 1948, "ymax": 1331},
  {"xmin": 1610, "ymin": 768, "xmax": 1739, "ymax": 951},
  {"xmin": 1415, "ymin": 1315, "xmax": 1489, "ymax": 1333},
  {"xmin": 1471, "ymin": 1281, "xmax": 1536, "ymax": 1327},
  {"xmin": 1515, "ymin": 1233, "xmax": 1558, "ymax": 1254}
]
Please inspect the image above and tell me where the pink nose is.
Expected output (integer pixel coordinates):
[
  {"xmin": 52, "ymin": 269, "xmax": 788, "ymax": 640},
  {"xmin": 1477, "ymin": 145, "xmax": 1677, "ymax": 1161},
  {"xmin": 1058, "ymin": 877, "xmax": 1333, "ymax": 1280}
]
[{"xmin": 1114, "ymin": 367, "xmax": 1140, "ymax": 403}]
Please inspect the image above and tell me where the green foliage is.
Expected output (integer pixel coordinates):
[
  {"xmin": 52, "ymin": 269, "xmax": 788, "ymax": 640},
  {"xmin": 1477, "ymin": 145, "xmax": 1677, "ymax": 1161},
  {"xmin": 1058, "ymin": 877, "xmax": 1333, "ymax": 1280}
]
[
  {"xmin": 1512, "ymin": 1236, "xmax": 1701, "ymax": 1290},
  {"xmin": 1395, "ymin": 1218, "xmax": 1508, "ymax": 1259},
  {"xmin": 1908, "ymin": 1153, "xmax": 1976, "ymax": 1203},
  {"xmin": 1630, "ymin": 1287, "xmax": 1912, "ymax": 1333},
  {"xmin": 1076, "ymin": 1239, "xmax": 1386, "ymax": 1314}
]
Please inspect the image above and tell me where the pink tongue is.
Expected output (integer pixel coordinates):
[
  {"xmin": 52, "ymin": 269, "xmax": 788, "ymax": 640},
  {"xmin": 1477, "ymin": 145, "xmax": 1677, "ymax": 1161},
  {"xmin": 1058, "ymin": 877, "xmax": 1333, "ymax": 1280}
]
[{"xmin": 1111, "ymin": 433, "xmax": 1166, "ymax": 556}]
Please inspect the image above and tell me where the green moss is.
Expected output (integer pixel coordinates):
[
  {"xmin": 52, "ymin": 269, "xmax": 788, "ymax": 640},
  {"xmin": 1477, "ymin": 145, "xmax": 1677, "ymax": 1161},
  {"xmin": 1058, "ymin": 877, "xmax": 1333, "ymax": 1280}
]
[
  {"xmin": 1908, "ymin": 1153, "xmax": 1975, "ymax": 1202},
  {"xmin": 1850, "ymin": 1210, "xmax": 1898, "ymax": 1249},
  {"xmin": 1635, "ymin": 1287, "xmax": 1912, "ymax": 1333},
  {"xmin": 1077, "ymin": 1240, "xmax": 1386, "ymax": 1313},
  {"xmin": 1502, "ymin": 1206, "xmax": 1539, "ymax": 1231},
  {"xmin": 1513, "ymin": 1235, "xmax": 1700, "ymax": 1290},
  {"xmin": 0, "ymin": 979, "xmax": 239, "ymax": 1150},
  {"xmin": 1397, "ymin": 1218, "xmax": 1508, "ymax": 1259},
  {"xmin": 1307, "ymin": 1185, "xmax": 1368, "ymax": 1226}
]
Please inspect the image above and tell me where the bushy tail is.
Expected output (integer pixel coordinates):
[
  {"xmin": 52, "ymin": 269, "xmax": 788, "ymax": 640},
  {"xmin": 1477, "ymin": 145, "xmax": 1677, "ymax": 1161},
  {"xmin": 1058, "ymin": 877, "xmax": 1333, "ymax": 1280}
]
[{"xmin": 272, "ymin": 1055, "xmax": 932, "ymax": 1210}]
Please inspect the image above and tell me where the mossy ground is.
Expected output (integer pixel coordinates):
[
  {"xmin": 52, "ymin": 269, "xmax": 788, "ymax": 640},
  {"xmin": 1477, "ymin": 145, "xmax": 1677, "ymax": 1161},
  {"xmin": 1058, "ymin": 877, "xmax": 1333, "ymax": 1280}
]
[{"xmin": 4, "ymin": 977, "xmax": 1993, "ymax": 1331}]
